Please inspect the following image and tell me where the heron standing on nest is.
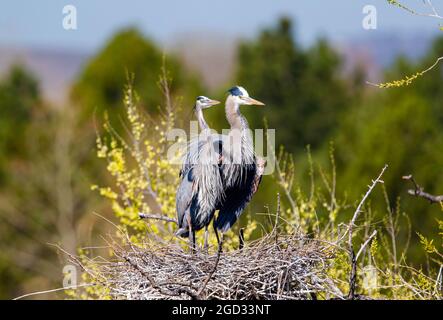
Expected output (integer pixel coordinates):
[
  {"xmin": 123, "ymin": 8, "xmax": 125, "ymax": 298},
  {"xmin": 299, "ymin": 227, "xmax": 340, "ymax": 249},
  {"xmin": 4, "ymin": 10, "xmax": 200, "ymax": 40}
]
[
  {"xmin": 213, "ymin": 86, "xmax": 266, "ymax": 242},
  {"xmin": 176, "ymin": 96, "xmax": 223, "ymax": 251}
]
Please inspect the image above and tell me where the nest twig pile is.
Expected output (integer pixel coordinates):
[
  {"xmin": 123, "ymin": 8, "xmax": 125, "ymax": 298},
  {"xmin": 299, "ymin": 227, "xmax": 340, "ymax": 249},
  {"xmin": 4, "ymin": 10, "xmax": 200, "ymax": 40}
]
[{"xmin": 72, "ymin": 232, "xmax": 344, "ymax": 300}]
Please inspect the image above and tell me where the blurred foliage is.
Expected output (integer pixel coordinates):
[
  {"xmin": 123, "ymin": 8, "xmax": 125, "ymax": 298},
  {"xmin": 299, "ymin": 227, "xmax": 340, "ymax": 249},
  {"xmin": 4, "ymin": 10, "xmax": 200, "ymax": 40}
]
[
  {"xmin": 0, "ymin": 66, "xmax": 41, "ymax": 298},
  {"xmin": 0, "ymin": 88, "xmax": 107, "ymax": 299},
  {"xmin": 0, "ymin": 28, "xmax": 206, "ymax": 299},
  {"xmin": 0, "ymin": 66, "xmax": 40, "ymax": 183},
  {"xmin": 71, "ymin": 28, "xmax": 203, "ymax": 126}
]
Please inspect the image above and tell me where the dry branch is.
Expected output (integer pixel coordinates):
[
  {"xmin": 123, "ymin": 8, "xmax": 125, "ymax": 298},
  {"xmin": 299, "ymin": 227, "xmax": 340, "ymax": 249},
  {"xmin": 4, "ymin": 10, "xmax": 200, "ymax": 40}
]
[
  {"xmin": 139, "ymin": 213, "xmax": 178, "ymax": 224},
  {"xmin": 346, "ymin": 165, "xmax": 388, "ymax": 300},
  {"xmin": 403, "ymin": 174, "xmax": 443, "ymax": 204}
]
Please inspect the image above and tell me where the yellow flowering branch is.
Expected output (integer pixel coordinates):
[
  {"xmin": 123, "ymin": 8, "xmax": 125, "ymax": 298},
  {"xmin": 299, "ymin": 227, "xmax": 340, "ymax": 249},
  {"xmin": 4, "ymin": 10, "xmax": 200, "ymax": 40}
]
[{"xmin": 367, "ymin": 56, "xmax": 443, "ymax": 88}]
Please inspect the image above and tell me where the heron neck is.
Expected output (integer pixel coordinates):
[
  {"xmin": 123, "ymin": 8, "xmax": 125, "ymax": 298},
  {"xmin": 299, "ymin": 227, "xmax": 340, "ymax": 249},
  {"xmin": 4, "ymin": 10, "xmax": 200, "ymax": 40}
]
[
  {"xmin": 224, "ymin": 96, "xmax": 255, "ymax": 176},
  {"xmin": 195, "ymin": 107, "xmax": 209, "ymax": 130},
  {"xmin": 225, "ymin": 96, "xmax": 249, "ymax": 131}
]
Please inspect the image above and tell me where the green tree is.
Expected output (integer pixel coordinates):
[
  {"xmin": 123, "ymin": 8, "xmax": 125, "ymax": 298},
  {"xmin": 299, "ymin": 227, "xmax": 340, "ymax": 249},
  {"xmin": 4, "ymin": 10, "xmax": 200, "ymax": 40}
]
[
  {"xmin": 71, "ymin": 28, "xmax": 203, "ymax": 125},
  {"xmin": 0, "ymin": 66, "xmax": 40, "ymax": 183}
]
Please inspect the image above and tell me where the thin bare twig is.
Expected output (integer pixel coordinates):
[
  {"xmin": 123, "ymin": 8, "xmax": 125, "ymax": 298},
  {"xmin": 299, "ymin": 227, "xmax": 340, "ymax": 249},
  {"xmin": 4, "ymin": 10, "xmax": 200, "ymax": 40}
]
[
  {"xmin": 346, "ymin": 165, "xmax": 388, "ymax": 299},
  {"xmin": 356, "ymin": 230, "xmax": 377, "ymax": 261},
  {"xmin": 139, "ymin": 213, "xmax": 178, "ymax": 224},
  {"xmin": 13, "ymin": 284, "xmax": 93, "ymax": 300},
  {"xmin": 337, "ymin": 164, "xmax": 388, "ymax": 244},
  {"xmin": 197, "ymin": 240, "xmax": 223, "ymax": 297},
  {"xmin": 402, "ymin": 174, "xmax": 443, "ymax": 204},
  {"xmin": 388, "ymin": 0, "xmax": 443, "ymax": 20}
]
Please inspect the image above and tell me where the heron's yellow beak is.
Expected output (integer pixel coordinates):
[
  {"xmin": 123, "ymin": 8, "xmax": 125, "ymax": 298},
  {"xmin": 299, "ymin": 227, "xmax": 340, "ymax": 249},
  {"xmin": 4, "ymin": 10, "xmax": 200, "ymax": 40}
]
[
  {"xmin": 243, "ymin": 96, "xmax": 265, "ymax": 106},
  {"xmin": 208, "ymin": 99, "xmax": 220, "ymax": 106}
]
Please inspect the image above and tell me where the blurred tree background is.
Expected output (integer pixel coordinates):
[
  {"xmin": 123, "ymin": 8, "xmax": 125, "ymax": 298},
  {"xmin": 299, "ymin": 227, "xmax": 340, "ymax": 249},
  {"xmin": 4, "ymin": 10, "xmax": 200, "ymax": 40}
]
[
  {"xmin": 71, "ymin": 28, "xmax": 203, "ymax": 126},
  {"xmin": 0, "ymin": 17, "xmax": 442, "ymax": 299}
]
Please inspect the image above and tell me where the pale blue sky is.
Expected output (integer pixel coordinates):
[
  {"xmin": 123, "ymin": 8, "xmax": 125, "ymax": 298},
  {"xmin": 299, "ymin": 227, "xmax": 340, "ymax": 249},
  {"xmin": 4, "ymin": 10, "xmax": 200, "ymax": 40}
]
[{"xmin": 0, "ymin": 0, "xmax": 441, "ymax": 51}]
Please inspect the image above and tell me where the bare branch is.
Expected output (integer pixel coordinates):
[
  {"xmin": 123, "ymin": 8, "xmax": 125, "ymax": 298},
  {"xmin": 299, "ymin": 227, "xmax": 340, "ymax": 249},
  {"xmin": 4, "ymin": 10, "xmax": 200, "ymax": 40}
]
[
  {"xmin": 388, "ymin": 0, "xmax": 443, "ymax": 20},
  {"xmin": 367, "ymin": 56, "xmax": 443, "ymax": 88},
  {"xmin": 197, "ymin": 239, "xmax": 223, "ymax": 298},
  {"xmin": 13, "ymin": 284, "xmax": 93, "ymax": 300},
  {"xmin": 344, "ymin": 164, "xmax": 388, "ymax": 299},
  {"xmin": 139, "ymin": 213, "xmax": 178, "ymax": 224},
  {"xmin": 370, "ymin": 2, "xmax": 443, "ymax": 88},
  {"xmin": 403, "ymin": 174, "xmax": 443, "ymax": 204},
  {"xmin": 356, "ymin": 230, "xmax": 377, "ymax": 261},
  {"xmin": 337, "ymin": 164, "xmax": 388, "ymax": 244}
]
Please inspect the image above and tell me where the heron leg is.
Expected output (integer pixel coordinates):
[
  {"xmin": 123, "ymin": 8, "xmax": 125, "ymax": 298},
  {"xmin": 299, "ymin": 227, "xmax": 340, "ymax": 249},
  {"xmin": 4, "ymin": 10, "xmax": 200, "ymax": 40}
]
[
  {"xmin": 191, "ymin": 230, "xmax": 196, "ymax": 253},
  {"xmin": 186, "ymin": 212, "xmax": 196, "ymax": 254},
  {"xmin": 218, "ymin": 233, "xmax": 224, "ymax": 253},
  {"xmin": 203, "ymin": 225, "xmax": 209, "ymax": 253},
  {"xmin": 212, "ymin": 221, "xmax": 223, "ymax": 253}
]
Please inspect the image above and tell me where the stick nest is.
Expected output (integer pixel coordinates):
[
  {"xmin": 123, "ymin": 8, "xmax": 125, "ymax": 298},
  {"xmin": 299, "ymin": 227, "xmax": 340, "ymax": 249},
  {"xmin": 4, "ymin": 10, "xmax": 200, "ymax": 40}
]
[{"xmin": 75, "ymin": 233, "xmax": 343, "ymax": 300}]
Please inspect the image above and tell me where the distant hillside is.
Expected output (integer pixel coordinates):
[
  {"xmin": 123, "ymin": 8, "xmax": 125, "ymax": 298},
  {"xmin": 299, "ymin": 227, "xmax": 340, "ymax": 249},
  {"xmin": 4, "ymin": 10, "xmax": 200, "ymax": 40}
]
[
  {"xmin": 0, "ymin": 47, "xmax": 90, "ymax": 105},
  {"xmin": 0, "ymin": 31, "xmax": 435, "ymax": 104},
  {"xmin": 169, "ymin": 32, "xmax": 238, "ymax": 91}
]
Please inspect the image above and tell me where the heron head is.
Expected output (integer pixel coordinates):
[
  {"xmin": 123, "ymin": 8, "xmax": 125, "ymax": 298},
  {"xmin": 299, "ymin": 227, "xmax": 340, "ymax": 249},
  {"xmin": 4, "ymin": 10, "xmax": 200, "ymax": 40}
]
[
  {"xmin": 195, "ymin": 96, "xmax": 220, "ymax": 110},
  {"xmin": 228, "ymin": 86, "xmax": 265, "ymax": 106}
]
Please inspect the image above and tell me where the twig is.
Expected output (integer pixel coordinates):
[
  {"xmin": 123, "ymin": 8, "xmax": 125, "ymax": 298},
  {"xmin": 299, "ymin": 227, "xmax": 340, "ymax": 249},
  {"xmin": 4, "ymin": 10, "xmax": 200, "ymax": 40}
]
[
  {"xmin": 367, "ymin": 56, "xmax": 443, "ymax": 88},
  {"xmin": 402, "ymin": 174, "xmax": 443, "ymax": 204},
  {"xmin": 125, "ymin": 84, "xmax": 163, "ymax": 214},
  {"xmin": 337, "ymin": 164, "xmax": 388, "ymax": 244},
  {"xmin": 356, "ymin": 230, "xmax": 377, "ymax": 261},
  {"xmin": 388, "ymin": 0, "xmax": 443, "ymax": 19},
  {"xmin": 13, "ymin": 284, "xmax": 93, "ymax": 300},
  {"xmin": 349, "ymin": 165, "xmax": 387, "ymax": 236},
  {"xmin": 345, "ymin": 165, "xmax": 388, "ymax": 299},
  {"xmin": 139, "ymin": 213, "xmax": 178, "ymax": 224},
  {"xmin": 369, "ymin": 1, "xmax": 443, "ymax": 89},
  {"xmin": 274, "ymin": 193, "xmax": 281, "ymax": 243},
  {"xmin": 197, "ymin": 240, "xmax": 223, "ymax": 298},
  {"xmin": 434, "ymin": 265, "xmax": 443, "ymax": 296}
]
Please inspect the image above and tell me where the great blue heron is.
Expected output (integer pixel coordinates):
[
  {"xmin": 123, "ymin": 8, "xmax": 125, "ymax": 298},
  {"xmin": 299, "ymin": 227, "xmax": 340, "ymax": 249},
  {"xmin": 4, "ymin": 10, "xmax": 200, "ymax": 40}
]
[
  {"xmin": 175, "ymin": 96, "xmax": 222, "ymax": 251},
  {"xmin": 213, "ymin": 86, "xmax": 265, "ymax": 235}
]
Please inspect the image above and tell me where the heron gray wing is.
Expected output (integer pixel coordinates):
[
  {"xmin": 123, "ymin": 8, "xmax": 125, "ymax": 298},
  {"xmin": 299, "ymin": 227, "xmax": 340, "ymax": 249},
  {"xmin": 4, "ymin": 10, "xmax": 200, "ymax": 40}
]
[
  {"xmin": 180, "ymin": 139, "xmax": 204, "ymax": 179},
  {"xmin": 180, "ymin": 133, "xmax": 225, "ymax": 178},
  {"xmin": 177, "ymin": 133, "xmax": 226, "ymax": 236},
  {"xmin": 176, "ymin": 168, "xmax": 196, "ymax": 237}
]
